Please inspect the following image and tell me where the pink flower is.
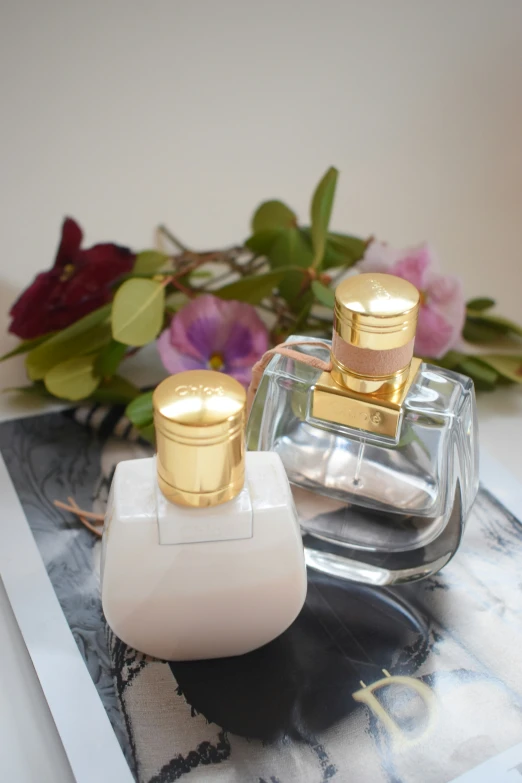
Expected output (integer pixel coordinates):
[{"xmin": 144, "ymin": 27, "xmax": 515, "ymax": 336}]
[
  {"xmin": 157, "ymin": 294, "xmax": 269, "ymax": 386},
  {"xmin": 359, "ymin": 241, "xmax": 465, "ymax": 358}
]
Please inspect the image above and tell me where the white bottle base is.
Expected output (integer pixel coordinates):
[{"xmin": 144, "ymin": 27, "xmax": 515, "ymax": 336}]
[{"xmin": 101, "ymin": 452, "xmax": 307, "ymax": 660}]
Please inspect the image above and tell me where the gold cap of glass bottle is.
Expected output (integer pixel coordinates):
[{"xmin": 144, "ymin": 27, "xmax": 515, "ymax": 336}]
[
  {"xmin": 313, "ymin": 273, "xmax": 421, "ymax": 436},
  {"xmin": 153, "ymin": 370, "xmax": 246, "ymax": 508},
  {"xmin": 334, "ymin": 273, "xmax": 420, "ymax": 350},
  {"xmin": 331, "ymin": 273, "xmax": 420, "ymax": 395}
]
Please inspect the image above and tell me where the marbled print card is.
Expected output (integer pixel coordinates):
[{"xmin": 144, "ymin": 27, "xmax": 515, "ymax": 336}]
[{"xmin": 1, "ymin": 410, "xmax": 522, "ymax": 783}]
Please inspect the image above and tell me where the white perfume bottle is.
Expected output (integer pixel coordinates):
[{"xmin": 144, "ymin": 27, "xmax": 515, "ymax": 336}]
[{"xmin": 101, "ymin": 370, "xmax": 306, "ymax": 661}]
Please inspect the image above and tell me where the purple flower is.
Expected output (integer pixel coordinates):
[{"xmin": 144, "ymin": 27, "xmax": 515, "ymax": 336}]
[
  {"xmin": 359, "ymin": 241, "xmax": 466, "ymax": 358},
  {"xmin": 157, "ymin": 294, "xmax": 269, "ymax": 386}
]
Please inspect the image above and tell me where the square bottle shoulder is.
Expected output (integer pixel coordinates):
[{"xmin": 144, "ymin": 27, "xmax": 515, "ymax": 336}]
[
  {"xmin": 259, "ymin": 335, "xmax": 476, "ymax": 419},
  {"xmin": 108, "ymin": 453, "xmax": 294, "ymax": 523},
  {"xmin": 245, "ymin": 451, "xmax": 295, "ymax": 512},
  {"xmin": 405, "ymin": 363, "xmax": 476, "ymax": 419},
  {"xmin": 263, "ymin": 336, "xmax": 330, "ymax": 385},
  {"xmin": 109, "ymin": 457, "xmax": 156, "ymax": 521}
]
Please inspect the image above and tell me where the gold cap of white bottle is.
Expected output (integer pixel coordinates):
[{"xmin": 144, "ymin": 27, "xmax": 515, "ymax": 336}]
[{"xmin": 153, "ymin": 370, "xmax": 246, "ymax": 508}]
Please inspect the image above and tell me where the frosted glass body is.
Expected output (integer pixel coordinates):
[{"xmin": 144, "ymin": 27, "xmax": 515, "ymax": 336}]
[
  {"xmin": 101, "ymin": 452, "xmax": 306, "ymax": 660},
  {"xmin": 247, "ymin": 337, "xmax": 479, "ymax": 586}
]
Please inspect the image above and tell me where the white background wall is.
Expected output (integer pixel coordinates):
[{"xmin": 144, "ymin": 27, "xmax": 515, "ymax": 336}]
[{"xmin": 1, "ymin": 0, "xmax": 521, "ymax": 320}]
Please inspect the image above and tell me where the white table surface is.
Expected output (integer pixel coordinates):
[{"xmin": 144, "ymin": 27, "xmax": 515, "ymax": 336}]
[
  {"xmin": 1, "ymin": 0, "xmax": 522, "ymax": 779},
  {"xmin": 0, "ymin": 579, "xmax": 75, "ymax": 782}
]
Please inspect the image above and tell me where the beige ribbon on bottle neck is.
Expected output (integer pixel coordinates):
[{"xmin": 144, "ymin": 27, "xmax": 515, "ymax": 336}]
[{"xmin": 247, "ymin": 340, "xmax": 333, "ymax": 415}]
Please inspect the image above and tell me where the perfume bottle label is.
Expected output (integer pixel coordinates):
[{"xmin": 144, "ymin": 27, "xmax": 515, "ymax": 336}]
[
  {"xmin": 312, "ymin": 377, "xmax": 399, "ymax": 437},
  {"xmin": 154, "ymin": 456, "xmax": 253, "ymax": 546},
  {"xmin": 311, "ymin": 359, "xmax": 422, "ymax": 438},
  {"xmin": 173, "ymin": 383, "xmax": 226, "ymax": 398}
]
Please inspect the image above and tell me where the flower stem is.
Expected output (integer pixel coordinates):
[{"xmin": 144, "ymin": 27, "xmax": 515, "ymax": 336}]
[
  {"xmin": 155, "ymin": 226, "xmax": 332, "ymax": 339},
  {"xmin": 54, "ymin": 499, "xmax": 104, "ymax": 521},
  {"xmin": 157, "ymin": 225, "xmax": 189, "ymax": 253},
  {"xmin": 54, "ymin": 498, "xmax": 103, "ymax": 537},
  {"xmin": 170, "ymin": 277, "xmax": 196, "ymax": 298}
]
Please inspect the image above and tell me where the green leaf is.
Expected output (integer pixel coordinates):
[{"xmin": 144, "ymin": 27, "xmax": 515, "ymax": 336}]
[
  {"xmin": 25, "ymin": 304, "xmax": 112, "ymax": 379},
  {"xmin": 112, "ymin": 278, "xmax": 165, "ymax": 346},
  {"xmin": 26, "ymin": 323, "xmax": 112, "ymax": 381},
  {"xmin": 25, "ymin": 304, "xmax": 111, "ymax": 378},
  {"xmin": 463, "ymin": 310, "xmax": 522, "ymax": 344},
  {"xmin": 44, "ymin": 356, "xmax": 101, "ymax": 401},
  {"xmin": 0, "ymin": 332, "xmax": 58, "ymax": 362},
  {"xmin": 126, "ymin": 390, "xmax": 154, "ymax": 428},
  {"xmin": 44, "ymin": 304, "xmax": 111, "ymax": 343},
  {"xmin": 457, "ymin": 357, "xmax": 498, "ymax": 390},
  {"xmin": 3, "ymin": 381, "xmax": 53, "ymax": 398},
  {"xmin": 300, "ymin": 228, "xmax": 366, "ymax": 269},
  {"xmin": 215, "ymin": 270, "xmax": 296, "ymax": 304},
  {"xmin": 292, "ymin": 297, "xmax": 314, "ymax": 333},
  {"xmin": 431, "ymin": 350, "xmax": 466, "ymax": 370},
  {"xmin": 95, "ymin": 340, "xmax": 127, "ymax": 378},
  {"xmin": 310, "ymin": 167, "xmax": 338, "ymax": 269},
  {"xmin": 91, "ymin": 375, "xmax": 141, "ymax": 403},
  {"xmin": 479, "ymin": 355, "xmax": 522, "ymax": 384},
  {"xmin": 267, "ymin": 229, "xmax": 313, "ymax": 306},
  {"xmin": 466, "ymin": 297, "xmax": 495, "ymax": 312},
  {"xmin": 277, "ymin": 272, "xmax": 306, "ymax": 308},
  {"xmin": 244, "ymin": 229, "xmax": 283, "ymax": 257},
  {"xmin": 270, "ymin": 228, "xmax": 314, "ymax": 270},
  {"xmin": 133, "ymin": 250, "xmax": 170, "ymax": 275},
  {"xmin": 311, "ymin": 280, "xmax": 335, "ymax": 308},
  {"xmin": 462, "ymin": 319, "xmax": 506, "ymax": 343},
  {"xmin": 325, "ymin": 232, "xmax": 367, "ymax": 267},
  {"xmin": 251, "ymin": 200, "xmax": 297, "ymax": 233},
  {"xmin": 467, "ymin": 312, "xmax": 522, "ymax": 338},
  {"xmin": 137, "ymin": 422, "xmax": 156, "ymax": 444}
]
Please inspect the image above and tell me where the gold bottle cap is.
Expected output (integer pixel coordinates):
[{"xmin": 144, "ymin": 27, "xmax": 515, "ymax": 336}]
[
  {"xmin": 332, "ymin": 273, "xmax": 420, "ymax": 395},
  {"xmin": 334, "ymin": 273, "xmax": 420, "ymax": 350},
  {"xmin": 153, "ymin": 370, "xmax": 246, "ymax": 508}
]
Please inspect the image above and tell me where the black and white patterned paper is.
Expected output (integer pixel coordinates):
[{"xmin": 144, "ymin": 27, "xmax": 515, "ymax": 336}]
[{"xmin": 1, "ymin": 410, "xmax": 522, "ymax": 783}]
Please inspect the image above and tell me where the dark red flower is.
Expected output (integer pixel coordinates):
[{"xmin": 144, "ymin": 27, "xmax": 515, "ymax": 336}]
[{"xmin": 9, "ymin": 217, "xmax": 135, "ymax": 339}]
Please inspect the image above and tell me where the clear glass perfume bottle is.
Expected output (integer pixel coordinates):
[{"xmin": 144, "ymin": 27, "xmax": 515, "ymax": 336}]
[
  {"xmin": 247, "ymin": 273, "xmax": 479, "ymax": 586},
  {"xmin": 101, "ymin": 370, "xmax": 306, "ymax": 660}
]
